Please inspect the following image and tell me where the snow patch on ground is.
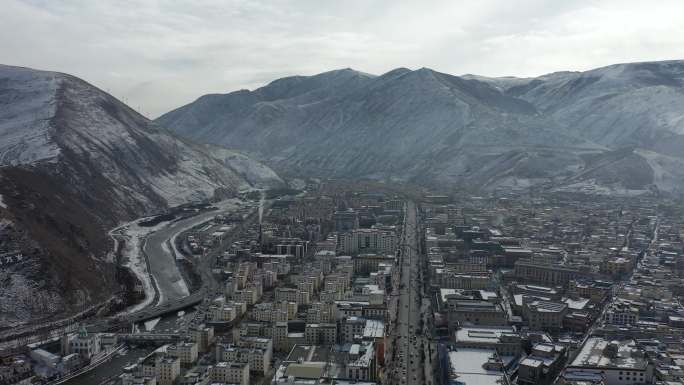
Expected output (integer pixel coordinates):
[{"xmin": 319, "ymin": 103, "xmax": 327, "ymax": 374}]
[
  {"xmin": 288, "ymin": 178, "xmax": 306, "ymax": 190},
  {"xmin": 152, "ymin": 275, "xmax": 165, "ymax": 307},
  {"xmin": 0, "ymin": 194, "xmax": 6, "ymax": 209},
  {"xmin": 0, "ymin": 268, "xmax": 64, "ymax": 327},
  {"xmin": 553, "ymin": 179, "xmax": 649, "ymax": 196},
  {"xmin": 204, "ymin": 146, "xmax": 284, "ymax": 188},
  {"xmin": 112, "ymin": 199, "xmax": 242, "ymax": 314},
  {"xmin": 144, "ymin": 317, "xmax": 161, "ymax": 331},
  {"xmin": 111, "ymin": 219, "xmax": 168, "ymax": 315},
  {"xmin": 0, "ymin": 65, "xmax": 61, "ymax": 166},
  {"xmin": 636, "ymin": 149, "xmax": 684, "ymax": 193}
]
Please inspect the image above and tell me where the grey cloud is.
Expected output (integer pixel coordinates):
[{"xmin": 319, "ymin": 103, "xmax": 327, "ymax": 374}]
[{"xmin": 2, "ymin": 0, "xmax": 683, "ymax": 117}]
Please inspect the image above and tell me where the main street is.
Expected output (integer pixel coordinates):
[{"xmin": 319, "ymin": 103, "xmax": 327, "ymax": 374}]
[{"xmin": 387, "ymin": 201, "xmax": 434, "ymax": 385}]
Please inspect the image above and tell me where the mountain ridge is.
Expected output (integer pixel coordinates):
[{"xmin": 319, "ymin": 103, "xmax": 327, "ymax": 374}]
[{"xmin": 156, "ymin": 60, "xmax": 684, "ymax": 196}]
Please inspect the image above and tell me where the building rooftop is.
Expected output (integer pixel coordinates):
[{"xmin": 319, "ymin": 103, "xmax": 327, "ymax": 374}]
[
  {"xmin": 348, "ymin": 342, "xmax": 375, "ymax": 368},
  {"xmin": 284, "ymin": 362, "xmax": 326, "ymax": 379},
  {"xmin": 570, "ymin": 337, "xmax": 648, "ymax": 370},
  {"xmin": 286, "ymin": 345, "xmax": 330, "ymax": 363},
  {"xmin": 525, "ymin": 300, "xmax": 568, "ymax": 313},
  {"xmin": 520, "ymin": 357, "xmax": 544, "ymax": 368},
  {"xmin": 565, "ymin": 297, "xmax": 591, "ymax": 310},
  {"xmin": 363, "ymin": 319, "xmax": 384, "ymax": 339},
  {"xmin": 515, "ymin": 284, "xmax": 558, "ymax": 294},
  {"xmin": 455, "ymin": 326, "xmax": 517, "ymax": 344},
  {"xmin": 448, "ymin": 348, "xmax": 506, "ymax": 385}
]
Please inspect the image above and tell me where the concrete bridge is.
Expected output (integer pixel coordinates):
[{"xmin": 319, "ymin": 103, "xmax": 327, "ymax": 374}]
[{"xmin": 88, "ymin": 290, "xmax": 207, "ymax": 333}]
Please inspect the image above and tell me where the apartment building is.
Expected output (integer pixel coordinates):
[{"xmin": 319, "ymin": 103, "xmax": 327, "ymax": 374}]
[
  {"xmin": 167, "ymin": 342, "xmax": 198, "ymax": 365},
  {"xmin": 522, "ymin": 300, "xmax": 568, "ymax": 331},
  {"xmin": 157, "ymin": 357, "xmax": 181, "ymax": 385},
  {"xmin": 211, "ymin": 362, "xmax": 249, "ymax": 385},
  {"xmin": 338, "ymin": 229, "xmax": 398, "ymax": 256},
  {"xmin": 514, "ymin": 260, "xmax": 582, "ymax": 286},
  {"xmin": 304, "ymin": 323, "xmax": 337, "ymax": 345}
]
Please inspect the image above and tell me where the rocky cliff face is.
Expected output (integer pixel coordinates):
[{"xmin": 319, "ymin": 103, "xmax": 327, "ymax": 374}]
[
  {"xmin": 157, "ymin": 60, "xmax": 684, "ymax": 196},
  {"xmin": 0, "ymin": 65, "xmax": 282, "ymax": 326}
]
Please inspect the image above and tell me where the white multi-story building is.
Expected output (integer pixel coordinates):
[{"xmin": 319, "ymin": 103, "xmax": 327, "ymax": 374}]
[
  {"xmin": 306, "ymin": 301, "xmax": 338, "ymax": 323},
  {"xmin": 340, "ymin": 317, "xmax": 367, "ymax": 343},
  {"xmin": 346, "ymin": 342, "xmax": 377, "ymax": 381},
  {"xmin": 604, "ymin": 302, "xmax": 639, "ymax": 325},
  {"xmin": 121, "ymin": 374, "xmax": 156, "ymax": 385},
  {"xmin": 437, "ymin": 271, "xmax": 492, "ymax": 290},
  {"xmin": 263, "ymin": 260, "xmax": 291, "ymax": 276},
  {"xmin": 566, "ymin": 338, "xmax": 653, "ymax": 385},
  {"xmin": 275, "ymin": 288, "xmax": 310, "ymax": 305},
  {"xmin": 219, "ymin": 343, "xmax": 272, "ymax": 376},
  {"xmin": 192, "ymin": 325, "xmax": 215, "ymax": 353},
  {"xmin": 157, "ymin": 357, "xmax": 180, "ymax": 385},
  {"xmin": 253, "ymin": 303, "xmax": 282, "ymax": 322},
  {"xmin": 211, "ymin": 362, "xmax": 249, "ymax": 385},
  {"xmin": 273, "ymin": 322, "xmax": 289, "ymax": 352},
  {"xmin": 167, "ymin": 342, "xmax": 198, "ymax": 365},
  {"xmin": 235, "ymin": 287, "xmax": 260, "ymax": 306},
  {"xmin": 210, "ymin": 304, "xmax": 237, "ymax": 322},
  {"xmin": 338, "ymin": 229, "xmax": 398, "ymax": 256},
  {"xmin": 522, "ymin": 300, "xmax": 568, "ymax": 330},
  {"xmin": 304, "ymin": 323, "xmax": 337, "ymax": 345},
  {"xmin": 68, "ymin": 327, "xmax": 101, "ymax": 360}
]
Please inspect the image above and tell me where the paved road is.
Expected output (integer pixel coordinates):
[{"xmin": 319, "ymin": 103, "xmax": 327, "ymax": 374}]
[{"xmin": 387, "ymin": 201, "xmax": 434, "ymax": 385}]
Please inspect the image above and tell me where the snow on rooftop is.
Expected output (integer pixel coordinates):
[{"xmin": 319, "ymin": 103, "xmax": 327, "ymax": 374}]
[
  {"xmin": 565, "ymin": 297, "xmax": 591, "ymax": 310},
  {"xmin": 455, "ymin": 326, "xmax": 515, "ymax": 343},
  {"xmin": 570, "ymin": 337, "xmax": 647, "ymax": 370},
  {"xmin": 363, "ymin": 319, "xmax": 384, "ymax": 338},
  {"xmin": 449, "ymin": 348, "xmax": 505, "ymax": 385}
]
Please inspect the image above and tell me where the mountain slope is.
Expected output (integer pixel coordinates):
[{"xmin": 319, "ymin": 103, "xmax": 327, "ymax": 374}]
[
  {"xmin": 157, "ymin": 60, "xmax": 684, "ymax": 195},
  {"xmin": 158, "ymin": 67, "xmax": 600, "ymax": 185},
  {"xmin": 501, "ymin": 61, "xmax": 684, "ymax": 151},
  {"xmin": 0, "ymin": 65, "xmax": 281, "ymax": 327}
]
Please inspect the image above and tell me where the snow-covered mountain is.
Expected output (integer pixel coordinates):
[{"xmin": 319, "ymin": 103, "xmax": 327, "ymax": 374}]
[
  {"xmin": 157, "ymin": 60, "xmax": 684, "ymax": 195},
  {"xmin": 0, "ymin": 65, "xmax": 282, "ymax": 326},
  {"xmin": 501, "ymin": 61, "xmax": 684, "ymax": 155}
]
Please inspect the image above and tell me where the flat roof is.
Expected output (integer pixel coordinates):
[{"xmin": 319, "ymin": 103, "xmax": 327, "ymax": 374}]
[
  {"xmin": 440, "ymin": 288, "xmax": 458, "ymax": 302},
  {"xmin": 286, "ymin": 344, "xmax": 331, "ymax": 363},
  {"xmin": 526, "ymin": 300, "xmax": 567, "ymax": 313},
  {"xmin": 448, "ymin": 348, "xmax": 506, "ymax": 385},
  {"xmin": 285, "ymin": 362, "xmax": 326, "ymax": 378},
  {"xmin": 455, "ymin": 326, "xmax": 516, "ymax": 344},
  {"xmin": 516, "ymin": 284, "xmax": 557, "ymax": 293},
  {"xmin": 479, "ymin": 290, "xmax": 498, "ymax": 301},
  {"xmin": 565, "ymin": 297, "xmax": 590, "ymax": 310},
  {"xmin": 570, "ymin": 337, "xmax": 648, "ymax": 370},
  {"xmin": 363, "ymin": 319, "xmax": 384, "ymax": 338},
  {"xmin": 521, "ymin": 357, "xmax": 544, "ymax": 368}
]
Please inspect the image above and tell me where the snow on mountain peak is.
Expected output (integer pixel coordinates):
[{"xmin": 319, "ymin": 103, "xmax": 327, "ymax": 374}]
[{"xmin": 0, "ymin": 65, "xmax": 62, "ymax": 165}]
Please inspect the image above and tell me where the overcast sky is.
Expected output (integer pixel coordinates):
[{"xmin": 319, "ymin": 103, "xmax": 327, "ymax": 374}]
[{"xmin": 3, "ymin": 0, "xmax": 684, "ymax": 118}]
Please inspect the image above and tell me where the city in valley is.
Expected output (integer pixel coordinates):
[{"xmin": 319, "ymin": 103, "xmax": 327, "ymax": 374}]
[
  {"xmin": 3, "ymin": 181, "xmax": 684, "ymax": 385},
  {"xmin": 3, "ymin": 3, "xmax": 684, "ymax": 385}
]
